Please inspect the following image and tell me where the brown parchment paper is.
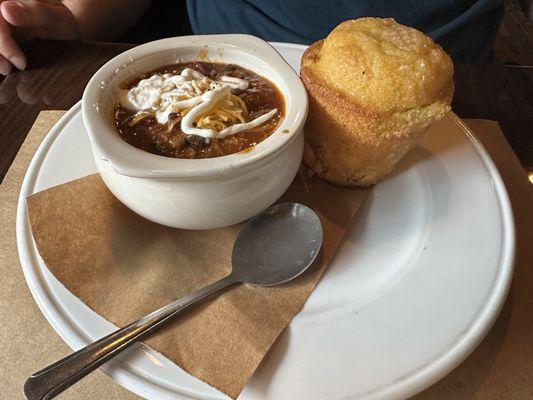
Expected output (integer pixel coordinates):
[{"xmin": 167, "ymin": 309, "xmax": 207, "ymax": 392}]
[{"xmin": 26, "ymin": 165, "xmax": 368, "ymax": 398}]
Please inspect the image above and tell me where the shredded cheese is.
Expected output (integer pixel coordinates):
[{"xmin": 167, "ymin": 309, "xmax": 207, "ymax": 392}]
[{"xmin": 118, "ymin": 67, "xmax": 278, "ymax": 140}]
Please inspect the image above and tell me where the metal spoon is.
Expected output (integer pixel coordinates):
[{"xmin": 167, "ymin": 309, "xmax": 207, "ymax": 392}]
[{"xmin": 24, "ymin": 202, "xmax": 323, "ymax": 400}]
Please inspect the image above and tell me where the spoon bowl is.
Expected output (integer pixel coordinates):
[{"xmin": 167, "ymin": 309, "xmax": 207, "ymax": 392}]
[{"xmin": 232, "ymin": 203, "xmax": 323, "ymax": 286}]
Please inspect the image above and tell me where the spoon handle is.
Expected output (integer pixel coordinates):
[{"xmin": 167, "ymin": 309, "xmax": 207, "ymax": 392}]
[{"xmin": 24, "ymin": 274, "xmax": 236, "ymax": 400}]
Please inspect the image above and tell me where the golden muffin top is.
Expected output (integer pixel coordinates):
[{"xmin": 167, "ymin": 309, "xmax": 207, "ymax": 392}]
[{"xmin": 302, "ymin": 18, "xmax": 454, "ymax": 113}]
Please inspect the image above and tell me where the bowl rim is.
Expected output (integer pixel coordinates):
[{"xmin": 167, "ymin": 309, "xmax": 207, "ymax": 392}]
[{"xmin": 81, "ymin": 34, "xmax": 308, "ymax": 179}]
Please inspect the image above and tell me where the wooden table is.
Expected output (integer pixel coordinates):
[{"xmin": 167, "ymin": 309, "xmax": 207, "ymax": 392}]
[{"xmin": 0, "ymin": 40, "xmax": 532, "ymax": 184}]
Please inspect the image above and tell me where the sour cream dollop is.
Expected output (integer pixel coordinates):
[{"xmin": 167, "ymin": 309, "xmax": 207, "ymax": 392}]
[{"xmin": 118, "ymin": 67, "xmax": 278, "ymax": 140}]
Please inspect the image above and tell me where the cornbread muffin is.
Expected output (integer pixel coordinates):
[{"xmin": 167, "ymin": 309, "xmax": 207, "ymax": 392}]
[{"xmin": 301, "ymin": 18, "xmax": 454, "ymax": 186}]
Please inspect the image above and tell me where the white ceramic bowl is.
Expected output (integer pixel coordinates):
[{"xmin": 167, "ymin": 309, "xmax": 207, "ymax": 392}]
[{"xmin": 82, "ymin": 35, "xmax": 308, "ymax": 229}]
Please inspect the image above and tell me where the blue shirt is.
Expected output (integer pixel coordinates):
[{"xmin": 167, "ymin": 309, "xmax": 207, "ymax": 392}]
[{"xmin": 186, "ymin": 0, "xmax": 503, "ymax": 62}]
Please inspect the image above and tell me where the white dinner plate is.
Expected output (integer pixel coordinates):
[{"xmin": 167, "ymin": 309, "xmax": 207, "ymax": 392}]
[{"xmin": 17, "ymin": 43, "xmax": 515, "ymax": 400}]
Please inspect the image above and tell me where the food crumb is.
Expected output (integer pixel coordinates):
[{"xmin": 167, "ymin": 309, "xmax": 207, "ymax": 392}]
[
  {"xmin": 238, "ymin": 145, "xmax": 255, "ymax": 154},
  {"xmin": 197, "ymin": 45, "xmax": 209, "ymax": 61},
  {"xmin": 282, "ymin": 129, "xmax": 289, "ymax": 134}
]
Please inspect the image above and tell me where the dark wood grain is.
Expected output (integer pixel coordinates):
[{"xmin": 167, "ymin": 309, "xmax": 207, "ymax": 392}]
[
  {"xmin": 0, "ymin": 40, "xmax": 532, "ymax": 184},
  {"xmin": 452, "ymin": 64, "xmax": 533, "ymax": 169},
  {"xmin": 0, "ymin": 41, "xmax": 134, "ymax": 182},
  {"xmin": 494, "ymin": 0, "xmax": 533, "ymax": 65}
]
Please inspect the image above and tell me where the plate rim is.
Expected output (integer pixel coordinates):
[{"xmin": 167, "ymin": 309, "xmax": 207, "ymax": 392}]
[
  {"xmin": 16, "ymin": 43, "xmax": 515, "ymax": 400},
  {"xmin": 372, "ymin": 112, "xmax": 516, "ymax": 399}
]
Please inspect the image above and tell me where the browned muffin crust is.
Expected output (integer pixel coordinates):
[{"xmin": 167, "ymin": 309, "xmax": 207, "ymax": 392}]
[{"xmin": 301, "ymin": 18, "xmax": 454, "ymax": 186}]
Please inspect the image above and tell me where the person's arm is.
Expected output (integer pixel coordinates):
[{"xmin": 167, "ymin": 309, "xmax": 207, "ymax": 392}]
[
  {"xmin": 0, "ymin": 0, "xmax": 152, "ymax": 75},
  {"xmin": 63, "ymin": 0, "xmax": 152, "ymax": 41}
]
